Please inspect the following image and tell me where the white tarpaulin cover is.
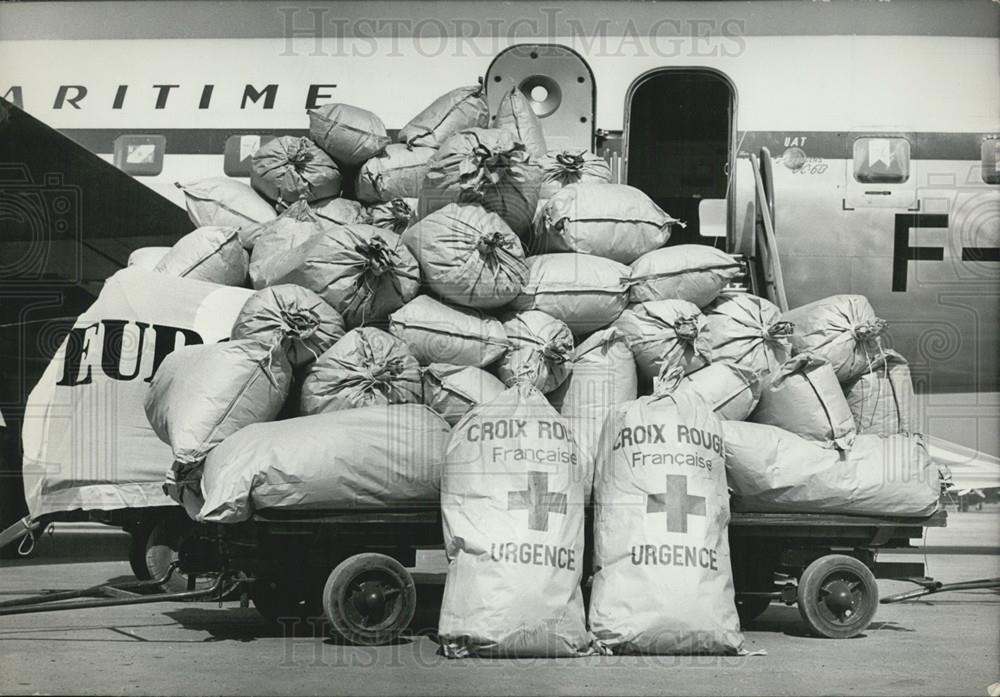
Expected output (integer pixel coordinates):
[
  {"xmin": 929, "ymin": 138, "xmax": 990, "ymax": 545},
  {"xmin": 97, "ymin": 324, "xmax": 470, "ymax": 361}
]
[{"xmin": 21, "ymin": 269, "xmax": 252, "ymax": 516}]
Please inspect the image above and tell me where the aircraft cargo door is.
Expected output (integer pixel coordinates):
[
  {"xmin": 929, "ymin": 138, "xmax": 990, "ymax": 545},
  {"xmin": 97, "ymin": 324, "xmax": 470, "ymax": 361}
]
[{"xmin": 624, "ymin": 69, "xmax": 735, "ymax": 246}]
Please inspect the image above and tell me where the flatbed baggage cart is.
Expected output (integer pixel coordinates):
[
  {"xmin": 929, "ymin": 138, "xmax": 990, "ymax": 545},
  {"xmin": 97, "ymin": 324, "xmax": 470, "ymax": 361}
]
[{"xmin": 2, "ymin": 507, "xmax": 982, "ymax": 644}]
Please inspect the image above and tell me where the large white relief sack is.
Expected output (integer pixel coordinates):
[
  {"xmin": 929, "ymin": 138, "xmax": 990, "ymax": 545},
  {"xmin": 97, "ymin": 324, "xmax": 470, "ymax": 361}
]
[
  {"xmin": 438, "ymin": 385, "xmax": 593, "ymax": 657},
  {"xmin": 493, "ymin": 85, "xmax": 548, "ymax": 158},
  {"xmin": 250, "ymin": 135, "xmax": 342, "ymax": 203},
  {"xmin": 589, "ymin": 374, "xmax": 744, "ymax": 655},
  {"xmin": 21, "ymin": 269, "xmax": 251, "ymax": 516}
]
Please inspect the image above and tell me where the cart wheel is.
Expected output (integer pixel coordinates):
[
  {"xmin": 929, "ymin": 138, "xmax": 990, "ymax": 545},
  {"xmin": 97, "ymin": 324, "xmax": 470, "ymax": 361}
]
[
  {"xmin": 128, "ymin": 527, "xmax": 152, "ymax": 580},
  {"xmin": 736, "ymin": 596, "xmax": 772, "ymax": 625},
  {"xmin": 144, "ymin": 517, "xmax": 215, "ymax": 594},
  {"xmin": 323, "ymin": 553, "xmax": 416, "ymax": 646},
  {"xmin": 250, "ymin": 579, "xmax": 323, "ymax": 625},
  {"xmin": 797, "ymin": 554, "xmax": 879, "ymax": 639}
]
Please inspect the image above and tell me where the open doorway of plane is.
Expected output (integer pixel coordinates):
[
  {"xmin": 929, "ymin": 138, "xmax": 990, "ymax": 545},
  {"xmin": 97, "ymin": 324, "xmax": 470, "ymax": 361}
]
[{"xmin": 624, "ymin": 69, "xmax": 735, "ymax": 247}]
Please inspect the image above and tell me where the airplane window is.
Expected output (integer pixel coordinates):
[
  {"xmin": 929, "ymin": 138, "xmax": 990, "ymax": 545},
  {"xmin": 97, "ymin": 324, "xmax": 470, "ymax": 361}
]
[
  {"xmin": 224, "ymin": 134, "xmax": 276, "ymax": 177},
  {"xmin": 113, "ymin": 135, "xmax": 165, "ymax": 176},
  {"xmin": 852, "ymin": 137, "xmax": 910, "ymax": 184},
  {"xmin": 981, "ymin": 139, "xmax": 999, "ymax": 185}
]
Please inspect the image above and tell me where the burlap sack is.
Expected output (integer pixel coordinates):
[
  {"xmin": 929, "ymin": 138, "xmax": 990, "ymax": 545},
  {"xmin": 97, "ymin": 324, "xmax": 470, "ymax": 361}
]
[
  {"xmin": 401, "ymin": 203, "xmax": 526, "ymax": 309},
  {"xmin": 438, "ymin": 384, "xmax": 592, "ymax": 657},
  {"xmin": 548, "ymin": 327, "xmax": 637, "ymax": 465},
  {"xmin": 614, "ymin": 300, "xmax": 712, "ymax": 386},
  {"xmin": 589, "ymin": 373, "xmax": 744, "ymax": 655},
  {"xmin": 308, "ymin": 103, "xmax": 391, "ymax": 166},
  {"xmin": 510, "ymin": 253, "xmax": 630, "ymax": 335},
  {"xmin": 244, "ymin": 200, "xmax": 332, "ymax": 288},
  {"xmin": 538, "ymin": 150, "xmax": 612, "ymax": 199},
  {"xmin": 198, "ymin": 404, "xmax": 450, "ymax": 523},
  {"xmin": 311, "ymin": 197, "xmax": 366, "ymax": 226},
  {"xmin": 704, "ymin": 292, "xmax": 793, "ymax": 376},
  {"xmin": 678, "ymin": 362, "xmax": 761, "ymax": 421},
  {"xmin": 260, "ymin": 224, "xmax": 420, "ymax": 327},
  {"xmin": 493, "ymin": 85, "xmax": 547, "ymax": 158},
  {"xmin": 388, "ymin": 295, "xmax": 508, "ymax": 368},
  {"xmin": 175, "ymin": 177, "xmax": 276, "ymax": 228},
  {"xmin": 422, "ymin": 363, "xmax": 506, "ymax": 426},
  {"xmin": 230, "ymin": 285, "xmax": 345, "ymax": 367},
  {"xmin": 842, "ymin": 349, "xmax": 914, "ymax": 436},
  {"xmin": 533, "ymin": 183, "xmax": 678, "ymax": 264},
  {"xmin": 147, "ymin": 338, "xmax": 292, "ymax": 505},
  {"xmin": 781, "ymin": 294, "xmax": 888, "ymax": 383},
  {"xmin": 495, "ymin": 310, "xmax": 574, "ymax": 393},
  {"xmin": 629, "ymin": 245, "xmax": 742, "ymax": 308},
  {"xmin": 127, "ymin": 247, "xmax": 170, "ymax": 270},
  {"xmin": 250, "ymin": 135, "xmax": 342, "ymax": 203},
  {"xmin": 398, "ymin": 84, "xmax": 490, "ymax": 148},
  {"xmin": 750, "ymin": 354, "xmax": 856, "ymax": 449},
  {"xmin": 356, "ymin": 143, "xmax": 435, "ymax": 203},
  {"xmin": 419, "ymin": 128, "xmax": 541, "ymax": 238},
  {"xmin": 724, "ymin": 422, "xmax": 940, "ymax": 517},
  {"xmin": 366, "ymin": 198, "xmax": 416, "ymax": 234},
  {"xmin": 299, "ymin": 327, "xmax": 422, "ymax": 414},
  {"xmin": 154, "ymin": 226, "xmax": 248, "ymax": 286}
]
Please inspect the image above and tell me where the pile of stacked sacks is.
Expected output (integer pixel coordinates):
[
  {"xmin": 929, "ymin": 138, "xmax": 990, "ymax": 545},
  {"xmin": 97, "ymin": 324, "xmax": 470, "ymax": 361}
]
[{"xmin": 136, "ymin": 80, "xmax": 940, "ymax": 656}]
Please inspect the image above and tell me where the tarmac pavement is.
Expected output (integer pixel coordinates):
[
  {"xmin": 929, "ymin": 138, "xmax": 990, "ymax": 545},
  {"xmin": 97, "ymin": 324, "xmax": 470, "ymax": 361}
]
[{"xmin": 1, "ymin": 509, "xmax": 997, "ymax": 697}]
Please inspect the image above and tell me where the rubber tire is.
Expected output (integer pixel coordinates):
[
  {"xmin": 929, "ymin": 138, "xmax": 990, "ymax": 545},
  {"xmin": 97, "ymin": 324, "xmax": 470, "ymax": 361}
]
[
  {"xmin": 250, "ymin": 579, "xmax": 323, "ymax": 626},
  {"xmin": 736, "ymin": 596, "xmax": 772, "ymax": 625},
  {"xmin": 797, "ymin": 554, "xmax": 879, "ymax": 639},
  {"xmin": 128, "ymin": 527, "xmax": 152, "ymax": 580},
  {"xmin": 144, "ymin": 517, "xmax": 215, "ymax": 594},
  {"xmin": 323, "ymin": 553, "xmax": 416, "ymax": 646}
]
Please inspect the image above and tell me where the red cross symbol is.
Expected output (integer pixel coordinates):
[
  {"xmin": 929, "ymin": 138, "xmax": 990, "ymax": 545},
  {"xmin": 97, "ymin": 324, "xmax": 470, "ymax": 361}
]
[
  {"xmin": 647, "ymin": 474, "xmax": 706, "ymax": 533},
  {"xmin": 508, "ymin": 471, "xmax": 567, "ymax": 532}
]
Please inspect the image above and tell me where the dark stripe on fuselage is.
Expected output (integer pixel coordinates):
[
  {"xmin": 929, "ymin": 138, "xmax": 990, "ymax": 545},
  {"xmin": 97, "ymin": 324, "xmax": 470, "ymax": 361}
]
[
  {"xmin": 61, "ymin": 127, "xmax": 995, "ymax": 162},
  {"xmin": 2, "ymin": 1, "xmax": 997, "ymax": 40}
]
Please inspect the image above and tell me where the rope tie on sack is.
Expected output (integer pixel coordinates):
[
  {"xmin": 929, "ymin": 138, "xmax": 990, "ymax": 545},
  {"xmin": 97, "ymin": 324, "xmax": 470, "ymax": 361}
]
[
  {"xmin": 476, "ymin": 231, "xmax": 507, "ymax": 258},
  {"xmin": 289, "ymin": 138, "xmax": 315, "ymax": 168},
  {"xmin": 653, "ymin": 364, "xmax": 685, "ymax": 397},
  {"xmin": 855, "ymin": 317, "xmax": 889, "ymax": 376},
  {"xmin": 766, "ymin": 320, "xmax": 795, "ymax": 341},
  {"xmin": 674, "ymin": 317, "xmax": 700, "ymax": 343},
  {"xmin": 555, "ymin": 150, "xmax": 585, "ymax": 172}
]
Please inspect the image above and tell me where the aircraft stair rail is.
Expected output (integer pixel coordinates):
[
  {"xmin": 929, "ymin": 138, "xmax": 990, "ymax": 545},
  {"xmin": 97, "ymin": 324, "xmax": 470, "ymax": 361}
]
[{"xmin": 747, "ymin": 147, "xmax": 789, "ymax": 312}]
